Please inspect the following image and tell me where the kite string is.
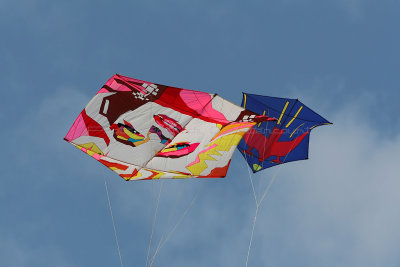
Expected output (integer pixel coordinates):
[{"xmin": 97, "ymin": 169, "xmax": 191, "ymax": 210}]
[
  {"xmin": 244, "ymin": 105, "xmax": 298, "ymax": 267},
  {"xmin": 243, "ymin": 156, "xmax": 262, "ymax": 267},
  {"xmin": 245, "ymin": 205, "xmax": 259, "ymax": 267},
  {"xmin": 244, "ymin": 163, "xmax": 283, "ymax": 267},
  {"xmin": 149, "ymin": 181, "xmax": 206, "ymax": 267},
  {"xmin": 150, "ymin": 180, "xmax": 187, "ymax": 264},
  {"xmin": 146, "ymin": 180, "xmax": 164, "ymax": 267},
  {"xmin": 145, "ymin": 180, "xmax": 154, "ymax": 267},
  {"xmin": 103, "ymin": 177, "xmax": 124, "ymax": 267},
  {"xmin": 244, "ymin": 133, "xmax": 299, "ymax": 267},
  {"xmin": 244, "ymin": 153, "xmax": 258, "ymax": 206},
  {"xmin": 257, "ymin": 170, "xmax": 279, "ymax": 209}
]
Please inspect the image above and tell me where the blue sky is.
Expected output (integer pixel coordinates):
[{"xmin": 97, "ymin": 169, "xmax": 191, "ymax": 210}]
[{"xmin": 1, "ymin": 0, "xmax": 400, "ymax": 266}]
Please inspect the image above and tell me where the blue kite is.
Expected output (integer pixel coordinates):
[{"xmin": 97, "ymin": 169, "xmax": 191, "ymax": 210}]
[{"xmin": 238, "ymin": 93, "xmax": 332, "ymax": 172}]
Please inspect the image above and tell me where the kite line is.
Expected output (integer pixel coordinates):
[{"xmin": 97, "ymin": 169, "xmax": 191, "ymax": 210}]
[{"xmin": 103, "ymin": 176, "xmax": 124, "ymax": 267}]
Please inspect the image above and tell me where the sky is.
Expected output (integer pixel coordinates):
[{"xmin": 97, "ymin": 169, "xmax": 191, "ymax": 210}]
[{"xmin": 1, "ymin": 0, "xmax": 400, "ymax": 266}]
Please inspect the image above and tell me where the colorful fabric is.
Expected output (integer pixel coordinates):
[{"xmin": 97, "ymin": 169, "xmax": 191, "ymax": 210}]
[
  {"xmin": 238, "ymin": 93, "xmax": 331, "ymax": 172},
  {"xmin": 64, "ymin": 74, "xmax": 268, "ymax": 180}
]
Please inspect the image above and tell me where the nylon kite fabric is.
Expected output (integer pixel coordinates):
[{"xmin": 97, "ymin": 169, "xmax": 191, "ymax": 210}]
[
  {"xmin": 238, "ymin": 93, "xmax": 331, "ymax": 172},
  {"xmin": 65, "ymin": 74, "xmax": 268, "ymax": 180}
]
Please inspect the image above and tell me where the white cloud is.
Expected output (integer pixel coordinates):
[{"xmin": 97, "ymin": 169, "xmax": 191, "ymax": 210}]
[{"xmin": 251, "ymin": 106, "xmax": 400, "ymax": 266}]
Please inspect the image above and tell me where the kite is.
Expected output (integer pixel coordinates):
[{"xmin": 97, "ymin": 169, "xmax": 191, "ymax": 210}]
[
  {"xmin": 237, "ymin": 93, "xmax": 332, "ymax": 172},
  {"xmin": 63, "ymin": 75, "xmax": 332, "ymax": 267},
  {"xmin": 64, "ymin": 74, "xmax": 273, "ymax": 180}
]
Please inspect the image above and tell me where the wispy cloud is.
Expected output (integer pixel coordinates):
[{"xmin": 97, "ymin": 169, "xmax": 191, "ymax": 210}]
[{"xmin": 251, "ymin": 106, "xmax": 400, "ymax": 266}]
